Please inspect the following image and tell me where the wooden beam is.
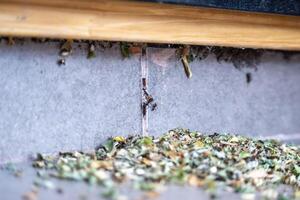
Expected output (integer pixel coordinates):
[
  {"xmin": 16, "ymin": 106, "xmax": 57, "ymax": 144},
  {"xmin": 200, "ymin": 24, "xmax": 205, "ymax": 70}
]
[{"xmin": 0, "ymin": 0, "xmax": 299, "ymax": 50}]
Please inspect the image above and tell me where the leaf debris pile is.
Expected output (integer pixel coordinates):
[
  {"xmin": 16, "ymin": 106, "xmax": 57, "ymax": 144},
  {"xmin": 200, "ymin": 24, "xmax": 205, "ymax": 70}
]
[{"xmin": 32, "ymin": 129, "xmax": 300, "ymax": 199}]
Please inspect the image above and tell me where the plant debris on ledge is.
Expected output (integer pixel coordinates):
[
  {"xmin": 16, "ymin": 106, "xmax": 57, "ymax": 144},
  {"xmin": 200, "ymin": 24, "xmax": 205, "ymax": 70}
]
[{"xmin": 32, "ymin": 129, "xmax": 300, "ymax": 200}]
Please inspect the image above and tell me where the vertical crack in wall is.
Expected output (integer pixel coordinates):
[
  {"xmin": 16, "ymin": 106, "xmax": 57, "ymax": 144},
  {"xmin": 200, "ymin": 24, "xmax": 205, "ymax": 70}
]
[{"xmin": 141, "ymin": 47, "xmax": 149, "ymax": 136}]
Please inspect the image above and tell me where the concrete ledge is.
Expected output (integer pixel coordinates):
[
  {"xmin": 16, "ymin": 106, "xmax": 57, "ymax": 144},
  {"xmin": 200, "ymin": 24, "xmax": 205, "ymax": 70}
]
[{"xmin": 0, "ymin": 40, "xmax": 299, "ymax": 163}]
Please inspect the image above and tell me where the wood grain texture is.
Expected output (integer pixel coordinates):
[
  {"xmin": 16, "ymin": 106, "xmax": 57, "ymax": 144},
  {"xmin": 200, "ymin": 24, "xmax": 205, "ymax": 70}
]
[{"xmin": 0, "ymin": 0, "xmax": 299, "ymax": 50}]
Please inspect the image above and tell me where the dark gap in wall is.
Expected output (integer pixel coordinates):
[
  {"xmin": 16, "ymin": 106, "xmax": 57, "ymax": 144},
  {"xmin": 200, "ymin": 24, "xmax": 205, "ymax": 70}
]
[
  {"xmin": 142, "ymin": 0, "xmax": 300, "ymax": 16},
  {"xmin": 1, "ymin": 37, "xmax": 299, "ymax": 70}
]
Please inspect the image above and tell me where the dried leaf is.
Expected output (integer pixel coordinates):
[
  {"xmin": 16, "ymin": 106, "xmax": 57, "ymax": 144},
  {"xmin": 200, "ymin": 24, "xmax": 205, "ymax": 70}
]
[
  {"xmin": 113, "ymin": 136, "xmax": 126, "ymax": 143},
  {"xmin": 30, "ymin": 128, "xmax": 299, "ymax": 200}
]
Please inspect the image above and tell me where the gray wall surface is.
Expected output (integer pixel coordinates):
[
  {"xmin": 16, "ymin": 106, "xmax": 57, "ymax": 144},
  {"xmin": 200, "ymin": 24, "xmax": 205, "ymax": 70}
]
[
  {"xmin": 0, "ymin": 40, "xmax": 141, "ymax": 163},
  {"xmin": 147, "ymin": 48, "xmax": 300, "ymax": 138},
  {"xmin": 0, "ymin": 40, "xmax": 299, "ymax": 163}
]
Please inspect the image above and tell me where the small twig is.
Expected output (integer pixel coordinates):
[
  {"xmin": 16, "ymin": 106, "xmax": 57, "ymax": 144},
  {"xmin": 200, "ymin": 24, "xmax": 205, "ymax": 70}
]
[
  {"xmin": 8, "ymin": 37, "xmax": 15, "ymax": 46},
  {"xmin": 181, "ymin": 45, "xmax": 192, "ymax": 79}
]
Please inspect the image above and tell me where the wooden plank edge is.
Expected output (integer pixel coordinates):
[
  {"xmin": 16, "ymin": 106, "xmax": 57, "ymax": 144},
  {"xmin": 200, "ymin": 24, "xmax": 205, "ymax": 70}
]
[{"xmin": 0, "ymin": 0, "xmax": 299, "ymax": 51}]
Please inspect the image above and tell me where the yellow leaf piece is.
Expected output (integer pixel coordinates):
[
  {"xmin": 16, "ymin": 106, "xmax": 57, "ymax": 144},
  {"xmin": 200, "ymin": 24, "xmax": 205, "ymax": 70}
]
[
  {"xmin": 113, "ymin": 136, "xmax": 126, "ymax": 143},
  {"xmin": 188, "ymin": 175, "xmax": 204, "ymax": 187},
  {"xmin": 193, "ymin": 141, "xmax": 204, "ymax": 149},
  {"xmin": 229, "ymin": 136, "xmax": 240, "ymax": 143}
]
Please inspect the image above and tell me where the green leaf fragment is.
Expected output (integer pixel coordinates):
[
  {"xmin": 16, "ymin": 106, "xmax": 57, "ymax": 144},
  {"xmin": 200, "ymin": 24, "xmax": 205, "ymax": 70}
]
[
  {"xmin": 87, "ymin": 51, "xmax": 96, "ymax": 59},
  {"xmin": 102, "ymin": 187, "xmax": 118, "ymax": 200},
  {"xmin": 239, "ymin": 151, "xmax": 251, "ymax": 159},
  {"xmin": 120, "ymin": 42, "xmax": 130, "ymax": 58},
  {"xmin": 135, "ymin": 182, "xmax": 156, "ymax": 191},
  {"xmin": 103, "ymin": 139, "xmax": 114, "ymax": 153},
  {"xmin": 294, "ymin": 165, "xmax": 300, "ymax": 176},
  {"xmin": 139, "ymin": 137, "xmax": 153, "ymax": 146}
]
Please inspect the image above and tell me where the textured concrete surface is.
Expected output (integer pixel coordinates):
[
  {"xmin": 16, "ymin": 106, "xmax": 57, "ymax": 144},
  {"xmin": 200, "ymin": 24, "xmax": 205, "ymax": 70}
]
[
  {"xmin": 0, "ymin": 162, "xmax": 294, "ymax": 200},
  {"xmin": 0, "ymin": 40, "xmax": 141, "ymax": 163},
  {"xmin": 0, "ymin": 40, "xmax": 300, "ymax": 164},
  {"xmin": 147, "ymin": 48, "xmax": 300, "ymax": 140},
  {"xmin": 0, "ymin": 162, "xmax": 251, "ymax": 200}
]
